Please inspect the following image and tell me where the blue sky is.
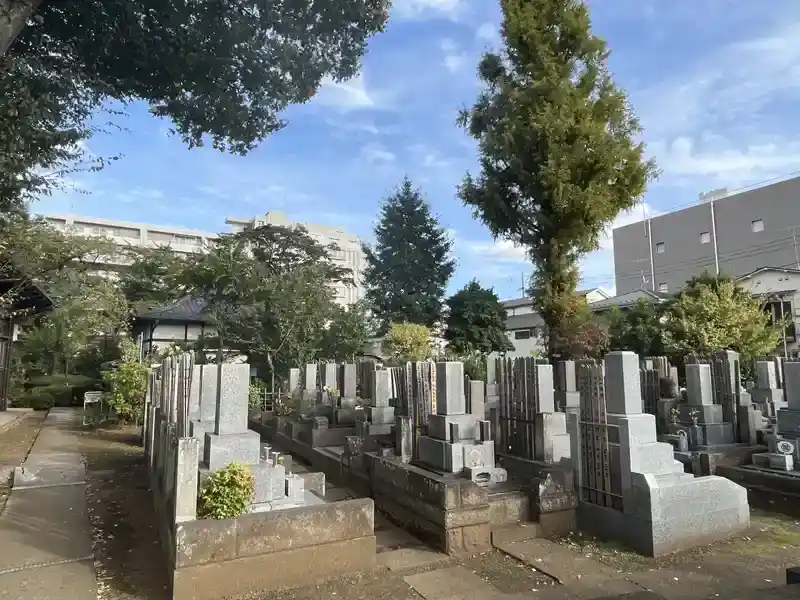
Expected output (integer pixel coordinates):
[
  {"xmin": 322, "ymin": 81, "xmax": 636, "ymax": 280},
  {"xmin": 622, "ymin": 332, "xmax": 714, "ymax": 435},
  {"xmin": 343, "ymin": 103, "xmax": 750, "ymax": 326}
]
[{"xmin": 39, "ymin": 0, "xmax": 800, "ymax": 300}]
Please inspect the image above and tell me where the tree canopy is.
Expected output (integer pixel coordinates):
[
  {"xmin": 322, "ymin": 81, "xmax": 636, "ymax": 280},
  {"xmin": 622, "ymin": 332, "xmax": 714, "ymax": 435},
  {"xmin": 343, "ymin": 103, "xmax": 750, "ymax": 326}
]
[
  {"xmin": 661, "ymin": 277, "xmax": 782, "ymax": 361},
  {"xmin": 384, "ymin": 322, "xmax": 433, "ymax": 363},
  {"xmin": 179, "ymin": 224, "xmax": 352, "ymax": 381},
  {"xmin": 1, "ymin": 0, "xmax": 389, "ymax": 211},
  {"xmin": 457, "ymin": 0, "xmax": 657, "ymax": 358},
  {"xmin": 444, "ymin": 280, "xmax": 513, "ymax": 356},
  {"xmin": 363, "ymin": 178, "xmax": 455, "ymax": 331}
]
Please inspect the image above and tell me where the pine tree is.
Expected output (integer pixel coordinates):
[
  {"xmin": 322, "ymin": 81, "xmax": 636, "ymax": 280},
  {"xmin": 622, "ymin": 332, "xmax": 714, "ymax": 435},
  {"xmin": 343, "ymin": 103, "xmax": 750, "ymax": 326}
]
[
  {"xmin": 458, "ymin": 0, "xmax": 658, "ymax": 358},
  {"xmin": 445, "ymin": 280, "xmax": 513, "ymax": 356},
  {"xmin": 363, "ymin": 178, "xmax": 455, "ymax": 331}
]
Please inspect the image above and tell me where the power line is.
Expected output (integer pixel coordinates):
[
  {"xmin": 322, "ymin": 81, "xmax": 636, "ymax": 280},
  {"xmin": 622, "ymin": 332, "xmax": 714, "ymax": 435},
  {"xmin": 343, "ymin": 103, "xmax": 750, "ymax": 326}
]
[{"xmin": 578, "ymin": 233, "xmax": 800, "ymax": 286}]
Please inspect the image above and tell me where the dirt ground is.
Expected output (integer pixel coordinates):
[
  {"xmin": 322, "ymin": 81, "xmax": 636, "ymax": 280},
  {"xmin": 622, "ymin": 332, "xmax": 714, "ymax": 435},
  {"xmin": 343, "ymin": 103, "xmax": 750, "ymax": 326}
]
[
  {"xmin": 0, "ymin": 411, "xmax": 47, "ymax": 509},
  {"xmin": 29, "ymin": 422, "xmax": 798, "ymax": 600}
]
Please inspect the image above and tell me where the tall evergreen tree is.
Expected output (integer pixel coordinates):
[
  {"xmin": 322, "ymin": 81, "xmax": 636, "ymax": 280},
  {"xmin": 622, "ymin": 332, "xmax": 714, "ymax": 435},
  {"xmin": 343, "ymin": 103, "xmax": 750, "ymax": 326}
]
[
  {"xmin": 444, "ymin": 280, "xmax": 513, "ymax": 356},
  {"xmin": 363, "ymin": 178, "xmax": 455, "ymax": 331},
  {"xmin": 457, "ymin": 0, "xmax": 658, "ymax": 357}
]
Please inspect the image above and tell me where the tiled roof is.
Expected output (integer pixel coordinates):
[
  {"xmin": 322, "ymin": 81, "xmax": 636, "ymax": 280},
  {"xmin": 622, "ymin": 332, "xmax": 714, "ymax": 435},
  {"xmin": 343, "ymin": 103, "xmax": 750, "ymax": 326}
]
[{"xmin": 135, "ymin": 296, "xmax": 213, "ymax": 323}]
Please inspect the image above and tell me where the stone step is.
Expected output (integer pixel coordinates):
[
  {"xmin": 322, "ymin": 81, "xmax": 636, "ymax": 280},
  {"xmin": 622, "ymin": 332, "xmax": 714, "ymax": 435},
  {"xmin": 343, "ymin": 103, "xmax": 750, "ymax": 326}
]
[{"xmin": 491, "ymin": 522, "xmax": 542, "ymax": 546}]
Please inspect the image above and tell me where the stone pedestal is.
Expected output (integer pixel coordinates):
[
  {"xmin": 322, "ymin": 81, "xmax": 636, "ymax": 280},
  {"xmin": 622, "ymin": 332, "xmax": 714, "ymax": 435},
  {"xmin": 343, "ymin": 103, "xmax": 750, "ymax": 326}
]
[
  {"xmin": 576, "ymin": 351, "xmax": 750, "ymax": 557},
  {"xmin": 416, "ymin": 365, "xmax": 506, "ymax": 486}
]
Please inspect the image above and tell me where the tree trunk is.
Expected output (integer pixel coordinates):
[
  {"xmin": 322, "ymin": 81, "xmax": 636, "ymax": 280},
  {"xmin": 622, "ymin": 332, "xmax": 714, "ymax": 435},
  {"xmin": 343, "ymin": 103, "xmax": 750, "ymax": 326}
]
[
  {"xmin": 0, "ymin": 0, "xmax": 44, "ymax": 58},
  {"xmin": 533, "ymin": 245, "xmax": 579, "ymax": 361}
]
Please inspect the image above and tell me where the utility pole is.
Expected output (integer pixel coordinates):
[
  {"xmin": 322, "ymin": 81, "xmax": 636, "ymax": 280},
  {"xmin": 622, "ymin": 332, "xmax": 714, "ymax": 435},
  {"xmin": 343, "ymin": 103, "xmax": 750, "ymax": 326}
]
[
  {"xmin": 519, "ymin": 273, "xmax": 526, "ymax": 297},
  {"xmin": 792, "ymin": 226, "xmax": 800, "ymax": 270}
]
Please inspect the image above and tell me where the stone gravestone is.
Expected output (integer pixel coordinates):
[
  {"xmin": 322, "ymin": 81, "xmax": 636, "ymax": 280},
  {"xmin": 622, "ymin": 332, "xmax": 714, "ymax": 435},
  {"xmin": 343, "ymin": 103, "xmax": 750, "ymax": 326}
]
[
  {"xmin": 417, "ymin": 362, "xmax": 506, "ymax": 486},
  {"xmin": 576, "ymin": 351, "xmax": 750, "ymax": 556},
  {"xmin": 677, "ymin": 364, "xmax": 734, "ymax": 447},
  {"xmin": 751, "ymin": 361, "xmax": 786, "ymax": 419}
]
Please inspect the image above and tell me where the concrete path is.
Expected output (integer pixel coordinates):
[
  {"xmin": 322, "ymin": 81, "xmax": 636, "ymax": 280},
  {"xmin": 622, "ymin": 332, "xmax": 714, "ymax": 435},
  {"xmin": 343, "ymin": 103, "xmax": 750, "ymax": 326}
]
[
  {"xmin": 0, "ymin": 408, "xmax": 30, "ymax": 433},
  {"xmin": 0, "ymin": 408, "xmax": 96, "ymax": 600}
]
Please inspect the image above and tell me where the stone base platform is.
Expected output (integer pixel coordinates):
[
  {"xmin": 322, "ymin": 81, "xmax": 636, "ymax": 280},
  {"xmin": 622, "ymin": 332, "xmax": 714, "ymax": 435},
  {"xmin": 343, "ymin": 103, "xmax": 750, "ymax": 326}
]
[
  {"xmin": 578, "ymin": 473, "xmax": 749, "ymax": 556},
  {"xmin": 717, "ymin": 464, "xmax": 800, "ymax": 500}
]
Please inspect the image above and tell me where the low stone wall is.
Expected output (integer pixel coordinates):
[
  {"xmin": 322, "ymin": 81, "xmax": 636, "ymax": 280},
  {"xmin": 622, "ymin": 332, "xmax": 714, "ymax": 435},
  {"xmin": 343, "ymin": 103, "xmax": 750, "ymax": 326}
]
[
  {"xmin": 364, "ymin": 453, "xmax": 492, "ymax": 555},
  {"xmin": 171, "ymin": 498, "xmax": 376, "ymax": 600},
  {"xmin": 250, "ymin": 420, "xmax": 371, "ymax": 495},
  {"xmin": 717, "ymin": 464, "xmax": 800, "ymax": 496}
]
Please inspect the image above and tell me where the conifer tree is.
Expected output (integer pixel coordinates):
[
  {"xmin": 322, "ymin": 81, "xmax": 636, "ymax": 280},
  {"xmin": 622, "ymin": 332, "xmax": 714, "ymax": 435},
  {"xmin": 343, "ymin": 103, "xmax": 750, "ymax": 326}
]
[
  {"xmin": 458, "ymin": 0, "xmax": 658, "ymax": 357},
  {"xmin": 363, "ymin": 178, "xmax": 455, "ymax": 331},
  {"xmin": 444, "ymin": 280, "xmax": 513, "ymax": 356}
]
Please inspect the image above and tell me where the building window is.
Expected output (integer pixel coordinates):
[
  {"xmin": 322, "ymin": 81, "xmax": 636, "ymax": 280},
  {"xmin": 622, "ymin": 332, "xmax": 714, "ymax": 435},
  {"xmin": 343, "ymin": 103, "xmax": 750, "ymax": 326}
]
[
  {"xmin": 655, "ymin": 242, "xmax": 665, "ymax": 254},
  {"xmin": 658, "ymin": 283, "xmax": 668, "ymax": 293},
  {"xmin": 700, "ymin": 232, "xmax": 711, "ymax": 244},
  {"xmin": 751, "ymin": 219, "xmax": 764, "ymax": 233},
  {"xmin": 514, "ymin": 330, "xmax": 531, "ymax": 340}
]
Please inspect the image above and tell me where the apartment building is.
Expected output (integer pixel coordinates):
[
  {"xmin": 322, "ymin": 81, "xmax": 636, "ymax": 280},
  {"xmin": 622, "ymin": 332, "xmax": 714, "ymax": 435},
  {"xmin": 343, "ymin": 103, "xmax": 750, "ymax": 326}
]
[
  {"xmin": 40, "ymin": 211, "xmax": 365, "ymax": 308},
  {"xmin": 226, "ymin": 211, "xmax": 365, "ymax": 306},
  {"xmin": 41, "ymin": 214, "xmax": 218, "ymax": 275},
  {"xmin": 612, "ymin": 175, "xmax": 800, "ymax": 296}
]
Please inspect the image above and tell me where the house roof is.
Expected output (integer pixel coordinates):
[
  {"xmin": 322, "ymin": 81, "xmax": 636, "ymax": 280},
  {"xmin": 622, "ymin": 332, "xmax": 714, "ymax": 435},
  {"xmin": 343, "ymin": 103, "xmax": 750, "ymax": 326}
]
[
  {"xmin": 502, "ymin": 288, "xmax": 610, "ymax": 309},
  {"xmin": 506, "ymin": 312, "xmax": 546, "ymax": 330},
  {"xmin": 736, "ymin": 266, "xmax": 800, "ymax": 281},
  {"xmin": 0, "ymin": 272, "xmax": 54, "ymax": 313},
  {"xmin": 135, "ymin": 296, "xmax": 213, "ymax": 323},
  {"xmin": 589, "ymin": 288, "xmax": 671, "ymax": 311}
]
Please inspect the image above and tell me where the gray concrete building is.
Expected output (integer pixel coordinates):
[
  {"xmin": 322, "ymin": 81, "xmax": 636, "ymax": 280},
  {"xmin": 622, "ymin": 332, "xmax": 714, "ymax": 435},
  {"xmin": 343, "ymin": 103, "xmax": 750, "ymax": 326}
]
[{"xmin": 613, "ymin": 175, "xmax": 800, "ymax": 296}]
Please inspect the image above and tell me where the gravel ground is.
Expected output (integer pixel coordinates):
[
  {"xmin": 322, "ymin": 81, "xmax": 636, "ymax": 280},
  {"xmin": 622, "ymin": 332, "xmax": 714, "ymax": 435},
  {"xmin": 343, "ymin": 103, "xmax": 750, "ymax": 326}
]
[
  {"xmin": 72, "ymin": 424, "xmax": 800, "ymax": 600},
  {"xmin": 78, "ymin": 425, "xmax": 171, "ymax": 600}
]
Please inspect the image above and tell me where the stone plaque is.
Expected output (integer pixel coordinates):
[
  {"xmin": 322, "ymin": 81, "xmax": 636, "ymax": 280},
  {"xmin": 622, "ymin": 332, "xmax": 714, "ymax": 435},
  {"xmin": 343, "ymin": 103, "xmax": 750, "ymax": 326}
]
[{"xmin": 776, "ymin": 440, "xmax": 795, "ymax": 455}]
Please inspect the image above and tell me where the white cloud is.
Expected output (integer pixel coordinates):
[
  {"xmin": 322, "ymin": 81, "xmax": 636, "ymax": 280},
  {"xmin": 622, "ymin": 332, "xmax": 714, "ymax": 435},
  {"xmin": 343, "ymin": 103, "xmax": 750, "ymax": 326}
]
[
  {"xmin": 652, "ymin": 137, "xmax": 800, "ymax": 186},
  {"xmin": 314, "ymin": 73, "xmax": 376, "ymax": 110},
  {"xmin": 361, "ymin": 143, "xmax": 396, "ymax": 164},
  {"xmin": 475, "ymin": 22, "xmax": 499, "ymax": 44},
  {"xmin": 635, "ymin": 20, "xmax": 800, "ymax": 140},
  {"xmin": 440, "ymin": 38, "xmax": 467, "ymax": 73},
  {"xmin": 392, "ymin": 0, "xmax": 462, "ymax": 20}
]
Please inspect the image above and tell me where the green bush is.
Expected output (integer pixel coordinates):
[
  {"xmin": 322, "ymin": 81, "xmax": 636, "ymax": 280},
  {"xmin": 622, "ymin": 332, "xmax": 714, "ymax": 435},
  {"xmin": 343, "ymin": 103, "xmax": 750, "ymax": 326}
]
[
  {"xmin": 197, "ymin": 462, "xmax": 254, "ymax": 520},
  {"xmin": 103, "ymin": 361, "xmax": 149, "ymax": 422},
  {"xmin": 17, "ymin": 391, "xmax": 55, "ymax": 411},
  {"xmin": 22, "ymin": 375, "xmax": 103, "ymax": 407}
]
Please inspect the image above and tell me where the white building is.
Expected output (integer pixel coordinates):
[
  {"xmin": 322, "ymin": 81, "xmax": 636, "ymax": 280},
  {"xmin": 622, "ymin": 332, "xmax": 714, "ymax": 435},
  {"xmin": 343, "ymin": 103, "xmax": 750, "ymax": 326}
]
[
  {"xmin": 40, "ymin": 211, "xmax": 365, "ymax": 309},
  {"xmin": 226, "ymin": 211, "xmax": 365, "ymax": 306}
]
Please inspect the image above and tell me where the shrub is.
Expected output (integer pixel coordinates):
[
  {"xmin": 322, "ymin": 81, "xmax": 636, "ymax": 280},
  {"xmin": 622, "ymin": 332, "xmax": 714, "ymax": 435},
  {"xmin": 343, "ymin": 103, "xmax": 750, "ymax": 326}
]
[
  {"xmin": 197, "ymin": 462, "xmax": 254, "ymax": 520},
  {"xmin": 103, "ymin": 361, "xmax": 149, "ymax": 422},
  {"xmin": 17, "ymin": 391, "xmax": 55, "ymax": 411},
  {"xmin": 22, "ymin": 375, "xmax": 103, "ymax": 407},
  {"xmin": 385, "ymin": 322, "xmax": 433, "ymax": 362}
]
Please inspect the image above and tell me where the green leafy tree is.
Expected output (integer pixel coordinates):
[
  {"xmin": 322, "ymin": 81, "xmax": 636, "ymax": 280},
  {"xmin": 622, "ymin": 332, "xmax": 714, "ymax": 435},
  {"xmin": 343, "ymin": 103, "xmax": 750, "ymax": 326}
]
[
  {"xmin": 444, "ymin": 280, "xmax": 513, "ymax": 356},
  {"xmin": 606, "ymin": 299, "xmax": 665, "ymax": 356},
  {"xmin": 319, "ymin": 301, "xmax": 372, "ymax": 362},
  {"xmin": 1, "ymin": 1, "xmax": 388, "ymax": 211},
  {"xmin": 103, "ymin": 339, "xmax": 149, "ymax": 423},
  {"xmin": 457, "ymin": 0, "xmax": 658, "ymax": 358},
  {"xmin": 661, "ymin": 277, "xmax": 783, "ymax": 362},
  {"xmin": 363, "ymin": 178, "xmax": 455, "ymax": 331},
  {"xmin": 120, "ymin": 246, "xmax": 186, "ymax": 311},
  {"xmin": 384, "ymin": 322, "xmax": 433, "ymax": 363},
  {"xmin": 180, "ymin": 225, "xmax": 350, "ymax": 388}
]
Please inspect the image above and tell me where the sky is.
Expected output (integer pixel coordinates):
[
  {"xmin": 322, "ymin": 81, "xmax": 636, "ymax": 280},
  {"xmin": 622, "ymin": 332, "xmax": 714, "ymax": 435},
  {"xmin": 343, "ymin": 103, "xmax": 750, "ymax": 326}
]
[{"xmin": 37, "ymin": 0, "xmax": 800, "ymax": 300}]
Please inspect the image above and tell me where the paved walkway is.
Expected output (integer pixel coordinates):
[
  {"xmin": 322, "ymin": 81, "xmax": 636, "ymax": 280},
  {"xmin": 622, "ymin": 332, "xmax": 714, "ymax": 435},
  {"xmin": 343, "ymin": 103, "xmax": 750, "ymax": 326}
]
[{"xmin": 0, "ymin": 408, "xmax": 96, "ymax": 599}]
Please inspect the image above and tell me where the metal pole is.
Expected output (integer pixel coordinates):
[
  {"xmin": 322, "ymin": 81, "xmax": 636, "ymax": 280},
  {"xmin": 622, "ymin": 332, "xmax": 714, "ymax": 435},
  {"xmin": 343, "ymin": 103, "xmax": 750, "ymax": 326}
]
[
  {"xmin": 646, "ymin": 219, "xmax": 656, "ymax": 291},
  {"xmin": 792, "ymin": 226, "xmax": 800, "ymax": 270},
  {"xmin": 709, "ymin": 200, "xmax": 720, "ymax": 276},
  {"xmin": 780, "ymin": 297, "xmax": 789, "ymax": 360}
]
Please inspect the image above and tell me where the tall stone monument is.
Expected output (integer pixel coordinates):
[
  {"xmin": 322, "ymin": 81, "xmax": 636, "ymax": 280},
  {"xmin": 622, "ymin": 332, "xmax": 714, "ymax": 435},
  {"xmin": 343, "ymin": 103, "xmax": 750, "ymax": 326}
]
[{"xmin": 417, "ymin": 362, "xmax": 506, "ymax": 486}]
